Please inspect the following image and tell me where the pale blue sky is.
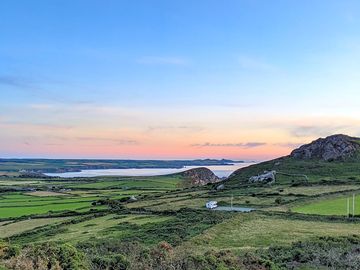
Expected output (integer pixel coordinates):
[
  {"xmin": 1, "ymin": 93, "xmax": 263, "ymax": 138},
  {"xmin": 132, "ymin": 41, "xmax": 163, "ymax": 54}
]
[{"xmin": 1, "ymin": 1, "xmax": 360, "ymax": 158}]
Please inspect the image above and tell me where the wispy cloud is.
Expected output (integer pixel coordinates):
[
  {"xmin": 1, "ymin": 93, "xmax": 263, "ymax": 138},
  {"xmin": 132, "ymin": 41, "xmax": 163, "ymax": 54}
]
[
  {"xmin": 41, "ymin": 135, "xmax": 138, "ymax": 145},
  {"xmin": 0, "ymin": 120, "xmax": 73, "ymax": 131},
  {"xmin": 45, "ymin": 143, "xmax": 64, "ymax": 146},
  {"xmin": 17, "ymin": 135, "xmax": 138, "ymax": 147},
  {"xmin": 21, "ymin": 136, "xmax": 38, "ymax": 147},
  {"xmin": 0, "ymin": 75, "xmax": 33, "ymax": 88},
  {"xmin": 29, "ymin": 104, "xmax": 56, "ymax": 110},
  {"xmin": 290, "ymin": 125, "xmax": 351, "ymax": 138},
  {"xmin": 75, "ymin": 137, "xmax": 138, "ymax": 145},
  {"xmin": 191, "ymin": 142, "xmax": 266, "ymax": 148},
  {"xmin": 137, "ymin": 56, "xmax": 189, "ymax": 65},
  {"xmin": 238, "ymin": 55, "xmax": 277, "ymax": 72},
  {"xmin": 274, "ymin": 142, "xmax": 303, "ymax": 149},
  {"xmin": 0, "ymin": 75, "xmax": 93, "ymax": 105},
  {"xmin": 147, "ymin": 125, "xmax": 203, "ymax": 132}
]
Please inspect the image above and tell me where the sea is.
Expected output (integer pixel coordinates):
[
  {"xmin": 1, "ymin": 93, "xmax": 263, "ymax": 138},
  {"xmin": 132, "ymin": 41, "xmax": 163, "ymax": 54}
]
[{"xmin": 44, "ymin": 162, "xmax": 256, "ymax": 178}]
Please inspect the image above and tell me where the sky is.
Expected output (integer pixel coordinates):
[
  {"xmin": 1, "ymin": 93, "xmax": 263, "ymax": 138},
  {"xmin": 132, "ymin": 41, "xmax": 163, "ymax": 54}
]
[{"xmin": 1, "ymin": 0, "xmax": 360, "ymax": 160}]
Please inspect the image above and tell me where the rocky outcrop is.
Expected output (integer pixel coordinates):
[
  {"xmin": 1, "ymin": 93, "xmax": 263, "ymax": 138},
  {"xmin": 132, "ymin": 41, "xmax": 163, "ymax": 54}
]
[
  {"xmin": 181, "ymin": 167, "xmax": 220, "ymax": 186},
  {"xmin": 249, "ymin": 170, "xmax": 276, "ymax": 184},
  {"xmin": 290, "ymin": 134, "xmax": 360, "ymax": 161},
  {"xmin": 215, "ymin": 184, "xmax": 225, "ymax": 191}
]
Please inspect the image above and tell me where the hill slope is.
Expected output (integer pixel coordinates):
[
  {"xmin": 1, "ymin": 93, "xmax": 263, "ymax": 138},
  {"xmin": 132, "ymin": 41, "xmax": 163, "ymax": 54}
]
[{"xmin": 228, "ymin": 134, "xmax": 360, "ymax": 186}]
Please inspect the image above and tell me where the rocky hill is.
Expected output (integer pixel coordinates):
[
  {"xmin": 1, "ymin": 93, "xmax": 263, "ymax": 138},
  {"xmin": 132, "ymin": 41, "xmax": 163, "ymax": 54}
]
[
  {"xmin": 227, "ymin": 134, "xmax": 360, "ymax": 185},
  {"xmin": 290, "ymin": 134, "xmax": 360, "ymax": 161},
  {"xmin": 180, "ymin": 167, "xmax": 220, "ymax": 186}
]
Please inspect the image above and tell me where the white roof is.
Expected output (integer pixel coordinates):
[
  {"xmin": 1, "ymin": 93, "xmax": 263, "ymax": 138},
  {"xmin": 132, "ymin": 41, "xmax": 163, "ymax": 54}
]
[{"xmin": 207, "ymin": 201, "xmax": 217, "ymax": 204}]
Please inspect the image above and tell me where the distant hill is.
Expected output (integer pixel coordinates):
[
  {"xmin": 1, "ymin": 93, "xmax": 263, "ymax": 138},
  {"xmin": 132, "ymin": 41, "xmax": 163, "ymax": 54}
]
[
  {"xmin": 179, "ymin": 167, "xmax": 220, "ymax": 186},
  {"xmin": 290, "ymin": 134, "xmax": 360, "ymax": 161},
  {"xmin": 227, "ymin": 134, "xmax": 360, "ymax": 186},
  {"xmin": 0, "ymin": 158, "xmax": 243, "ymax": 174}
]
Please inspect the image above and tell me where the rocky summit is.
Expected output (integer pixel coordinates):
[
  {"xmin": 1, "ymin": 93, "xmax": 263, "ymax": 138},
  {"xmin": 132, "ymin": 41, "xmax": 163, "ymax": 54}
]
[
  {"xmin": 180, "ymin": 167, "xmax": 219, "ymax": 186},
  {"xmin": 290, "ymin": 134, "xmax": 360, "ymax": 161}
]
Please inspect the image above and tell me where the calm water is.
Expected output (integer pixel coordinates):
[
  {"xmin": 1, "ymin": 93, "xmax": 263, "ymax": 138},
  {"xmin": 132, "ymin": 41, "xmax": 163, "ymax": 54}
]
[{"xmin": 45, "ymin": 162, "xmax": 256, "ymax": 178}]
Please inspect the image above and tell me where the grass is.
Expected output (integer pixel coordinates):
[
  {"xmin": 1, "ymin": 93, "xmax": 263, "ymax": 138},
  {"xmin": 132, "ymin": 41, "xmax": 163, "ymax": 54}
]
[
  {"xmin": 0, "ymin": 193, "xmax": 109, "ymax": 218},
  {"xmin": 276, "ymin": 185, "xmax": 360, "ymax": 196},
  {"xmin": 0, "ymin": 217, "xmax": 72, "ymax": 238},
  {"xmin": 0, "ymin": 201, "xmax": 100, "ymax": 218},
  {"xmin": 127, "ymin": 195, "xmax": 209, "ymax": 210},
  {"xmin": 293, "ymin": 193, "xmax": 360, "ymax": 216},
  {"xmin": 49, "ymin": 214, "xmax": 172, "ymax": 243},
  {"xmin": 26, "ymin": 191, "xmax": 70, "ymax": 196},
  {"xmin": 67, "ymin": 189, "xmax": 158, "ymax": 197},
  {"xmin": 190, "ymin": 213, "xmax": 360, "ymax": 251},
  {"xmin": 0, "ymin": 180, "xmax": 41, "ymax": 186}
]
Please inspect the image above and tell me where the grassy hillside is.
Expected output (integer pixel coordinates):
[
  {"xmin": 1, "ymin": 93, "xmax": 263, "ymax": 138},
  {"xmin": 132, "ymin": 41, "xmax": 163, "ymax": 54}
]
[{"xmin": 228, "ymin": 156, "xmax": 360, "ymax": 185}]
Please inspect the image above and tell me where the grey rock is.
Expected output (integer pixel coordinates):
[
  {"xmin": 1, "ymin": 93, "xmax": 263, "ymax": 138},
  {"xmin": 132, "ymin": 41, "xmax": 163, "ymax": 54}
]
[
  {"xmin": 290, "ymin": 134, "xmax": 360, "ymax": 161},
  {"xmin": 249, "ymin": 170, "xmax": 276, "ymax": 184},
  {"xmin": 216, "ymin": 184, "xmax": 225, "ymax": 190},
  {"xmin": 181, "ymin": 167, "xmax": 220, "ymax": 186}
]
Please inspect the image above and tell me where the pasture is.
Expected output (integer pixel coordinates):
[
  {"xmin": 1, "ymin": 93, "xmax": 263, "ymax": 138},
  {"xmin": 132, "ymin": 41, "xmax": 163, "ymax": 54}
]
[
  {"xmin": 0, "ymin": 217, "xmax": 72, "ymax": 238},
  {"xmin": 293, "ymin": 193, "xmax": 360, "ymax": 216},
  {"xmin": 46, "ymin": 214, "xmax": 173, "ymax": 243},
  {"xmin": 190, "ymin": 213, "xmax": 360, "ymax": 251}
]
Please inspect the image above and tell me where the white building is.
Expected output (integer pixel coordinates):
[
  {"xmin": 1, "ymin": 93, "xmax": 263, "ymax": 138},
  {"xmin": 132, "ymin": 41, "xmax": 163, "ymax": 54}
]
[{"xmin": 206, "ymin": 201, "xmax": 218, "ymax": 209}]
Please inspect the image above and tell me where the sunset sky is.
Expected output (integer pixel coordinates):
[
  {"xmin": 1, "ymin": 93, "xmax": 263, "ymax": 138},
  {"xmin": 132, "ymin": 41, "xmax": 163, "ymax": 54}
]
[{"xmin": 1, "ymin": 0, "xmax": 360, "ymax": 160}]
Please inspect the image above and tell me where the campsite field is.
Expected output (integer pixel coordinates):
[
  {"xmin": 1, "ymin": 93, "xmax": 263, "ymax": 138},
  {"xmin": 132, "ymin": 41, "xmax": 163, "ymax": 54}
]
[{"xmin": 293, "ymin": 193, "xmax": 360, "ymax": 216}]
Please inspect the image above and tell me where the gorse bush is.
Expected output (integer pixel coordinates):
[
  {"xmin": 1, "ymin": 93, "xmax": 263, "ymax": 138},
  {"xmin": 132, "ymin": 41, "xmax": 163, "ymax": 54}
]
[
  {"xmin": 78, "ymin": 239, "xmax": 267, "ymax": 270},
  {"xmin": 261, "ymin": 235, "xmax": 360, "ymax": 269},
  {"xmin": 2, "ymin": 230, "xmax": 360, "ymax": 269},
  {"xmin": 2, "ymin": 242, "xmax": 87, "ymax": 270}
]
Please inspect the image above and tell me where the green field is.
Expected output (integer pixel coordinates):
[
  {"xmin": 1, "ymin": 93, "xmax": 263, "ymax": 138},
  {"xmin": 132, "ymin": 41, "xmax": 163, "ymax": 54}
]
[
  {"xmin": 190, "ymin": 213, "xmax": 360, "ymax": 251},
  {"xmin": 0, "ymin": 217, "xmax": 72, "ymax": 238},
  {"xmin": 47, "ymin": 214, "xmax": 173, "ymax": 243},
  {"xmin": 0, "ymin": 193, "xmax": 103, "ymax": 218},
  {"xmin": 293, "ymin": 194, "xmax": 360, "ymax": 216},
  {"xmin": 0, "ymin": 174, "xmax": 184, "ymax": 219}
]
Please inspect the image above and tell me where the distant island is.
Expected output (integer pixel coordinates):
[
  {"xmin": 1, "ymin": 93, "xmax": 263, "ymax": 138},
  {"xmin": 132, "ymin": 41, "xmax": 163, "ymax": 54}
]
[{"xmin": 0, "ymin": 158, "xmax": 244, "ymax": 174}]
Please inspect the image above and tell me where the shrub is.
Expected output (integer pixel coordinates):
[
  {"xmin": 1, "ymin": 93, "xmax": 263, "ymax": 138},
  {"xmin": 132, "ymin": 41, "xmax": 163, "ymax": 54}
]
[
  {"xmin": 92, "ymin": 254, "xmax": 129, "ymax": 270},
  {"xmin": 275, "ymin": 198, "xmax": 284, "ymax": 204},
  {"xmin": 3, "ymin": 242, "xmax": 88, "ymax": 270}
]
